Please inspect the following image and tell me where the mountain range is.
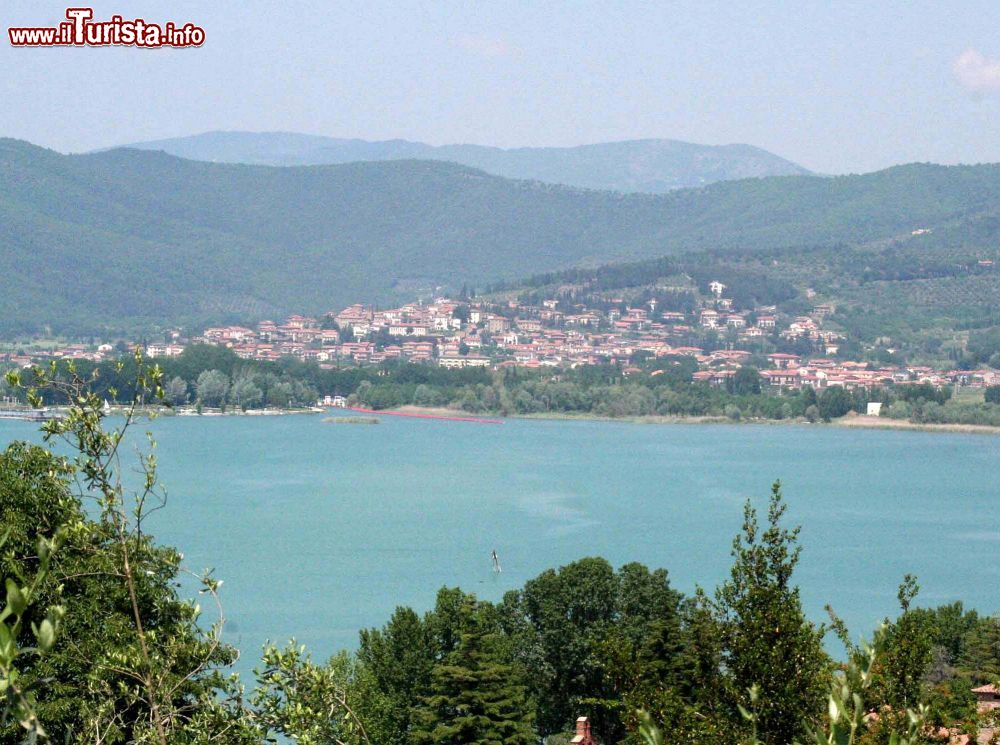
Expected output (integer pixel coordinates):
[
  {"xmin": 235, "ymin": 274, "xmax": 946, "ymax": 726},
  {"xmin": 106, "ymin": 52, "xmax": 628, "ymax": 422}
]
[
  {"xmin": 2, "ymin": 137, "xmax": 1000, "ymax": 335},
  {"xmin": 120, "ymin": 132, "xmax": 812, "ymax": 193}
]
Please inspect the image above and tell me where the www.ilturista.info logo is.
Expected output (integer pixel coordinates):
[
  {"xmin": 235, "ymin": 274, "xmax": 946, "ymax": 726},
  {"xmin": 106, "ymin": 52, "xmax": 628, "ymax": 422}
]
[{"xmin": 9, "ymin": 8, "xmax": 205, "ymax": 48}]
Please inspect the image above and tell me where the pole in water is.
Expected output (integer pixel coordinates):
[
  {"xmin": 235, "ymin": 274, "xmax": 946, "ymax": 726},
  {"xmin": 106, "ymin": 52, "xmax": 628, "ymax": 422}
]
[{"xmin": 491, "ymin": 549, "xmax": 502, "ymax": 574}]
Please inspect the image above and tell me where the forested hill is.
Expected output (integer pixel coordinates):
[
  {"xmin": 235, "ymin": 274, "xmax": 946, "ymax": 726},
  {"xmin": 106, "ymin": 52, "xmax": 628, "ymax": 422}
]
[
  {"xmin": 121, "ymin": 131, "xmax": 811, "ymax": 192},
  {"xmin": 3, "ymin": 137, "xmax": 1000, "ymax": 334}
]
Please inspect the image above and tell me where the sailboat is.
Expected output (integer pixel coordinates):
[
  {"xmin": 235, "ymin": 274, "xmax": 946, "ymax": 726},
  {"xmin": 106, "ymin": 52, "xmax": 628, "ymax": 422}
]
[{"xmin": 491, "ymin": 549, "xmax": 502, "ymax": 574}]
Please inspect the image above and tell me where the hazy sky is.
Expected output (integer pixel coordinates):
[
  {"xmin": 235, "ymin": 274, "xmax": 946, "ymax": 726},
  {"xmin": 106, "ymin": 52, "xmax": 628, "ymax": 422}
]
[{"xmin": 4, "ymin": 1, "xmax": 1000, "ymax": 173}]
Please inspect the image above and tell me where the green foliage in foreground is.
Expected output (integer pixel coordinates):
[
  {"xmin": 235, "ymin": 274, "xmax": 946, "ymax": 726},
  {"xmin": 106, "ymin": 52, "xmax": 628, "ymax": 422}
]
[
  {"xmin": 2, "ymin": 359, "xmax": 998, "ymax": 743},
  {"xmin": 715, "ymin": 484, "xmax": 829, "ymax": 744},
  {"xmin": 641, "ymin": 625, "xmax": 930, "ymax": 745},
  {"xmin": 2, "ymin": 359, "xmax": 256, "ymax": 744},
  {"xmin": 0, "ymin": 508, "xmax": 63, "ymax": 743},
  {"xmin": 410, "ymin": 604, "xmax": 535, "ymax": 745}
]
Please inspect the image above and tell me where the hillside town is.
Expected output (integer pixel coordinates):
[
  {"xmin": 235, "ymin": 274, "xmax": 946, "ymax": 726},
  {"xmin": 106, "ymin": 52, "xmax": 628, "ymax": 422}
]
[{"xmin": 4, "ymin": 282, "xmax": 997, "ymax": 393}]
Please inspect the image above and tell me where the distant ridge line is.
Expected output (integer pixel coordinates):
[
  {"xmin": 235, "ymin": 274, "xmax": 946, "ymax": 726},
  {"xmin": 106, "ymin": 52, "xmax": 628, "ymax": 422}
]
[{"xmin": 114, "ymin": 130, "xmax": 812, "ymax": 193}]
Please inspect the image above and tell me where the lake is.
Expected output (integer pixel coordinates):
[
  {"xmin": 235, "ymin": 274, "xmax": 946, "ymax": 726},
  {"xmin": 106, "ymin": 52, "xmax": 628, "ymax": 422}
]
[{"xmin": 0, "ymin": 413, "xmax": 997, "ymax": 676}]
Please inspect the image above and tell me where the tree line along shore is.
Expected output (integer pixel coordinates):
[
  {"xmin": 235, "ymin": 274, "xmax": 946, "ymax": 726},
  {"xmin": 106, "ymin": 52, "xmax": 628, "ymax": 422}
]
[{"xmin": 5, "ymin": 344, "xmax": 998, "ymax": 430}]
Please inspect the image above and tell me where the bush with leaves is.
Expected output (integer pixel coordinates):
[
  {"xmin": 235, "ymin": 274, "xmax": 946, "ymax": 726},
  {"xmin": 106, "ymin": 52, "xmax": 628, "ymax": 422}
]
[
  {"xmin": 3, "ymin": 356, "xmax": 256, "ymax": 743},
  {"xmin": 252, "ymin": 642, "xmax": 392, "ymax": 745},
  {"xmin": 0, "ymin": 524, "xmax": 64, "ymax": 743}
]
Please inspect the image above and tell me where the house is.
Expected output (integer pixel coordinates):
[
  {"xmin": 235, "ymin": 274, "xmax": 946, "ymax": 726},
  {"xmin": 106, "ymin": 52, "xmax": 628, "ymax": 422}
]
[
  {"xmin": 257, "ymin": 320, "xmax": 278, "ymax": 340},
  {"xmin": 389, "ymin": 322, "xmax": 429, "ymax": 336},
  {"xmin": 566, "ymin": 313, "xmax": 600, "ymax": 327},
  {"xmin": 783, "ymin": 317, "xmax": 819, "ymax": 339},
  {"xmin": 516, "ymin": 318, "xmax": 542, "ymax": 332},
  {"xmin": 570, "ymin": 717, "xmax": 597, "ymax": 745},
  {"xmin": 284, "ymin": 314, "xmax": 318, "ymax": 329},
  {"xmin": 760, "ymin": 369, "xmax": 800, "ymax": 388},
  {"xmin": 486, "ymin": 316, "xmax": 511, "ymax": 333},
  {"xmin": 974, "ymin": 684, "xmax": 1000, "ymax": 712},
  {"xmin": 335, "ymin": 304, "xmax": 373, "ymax": 328},
  {"xmin": 145, "ymin": 343, "xmax": 185, "ymax": 358},
  {"xmin": 708, "ymin": 280, "xmax": 726, "ymax": 297},
  {"xmin": 768, "ymin": 353, "xmax": 800, "ymax": 369},
  {"xmin": 672, "ymin": 346, "xmax": 704, "ymax": 357},
  {"xmin": 571, "ymin": 717, "xmax": 597, "ymax": 745},
  {"xmin": 438, "ymin": 354, "xmax": 491, "ymax": 369}
]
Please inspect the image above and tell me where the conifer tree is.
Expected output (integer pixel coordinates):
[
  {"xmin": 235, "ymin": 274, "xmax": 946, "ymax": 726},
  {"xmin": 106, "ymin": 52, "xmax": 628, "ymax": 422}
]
[{"xmin": 412, "ymin": 603, "xmax": 535, "ymax": 745}]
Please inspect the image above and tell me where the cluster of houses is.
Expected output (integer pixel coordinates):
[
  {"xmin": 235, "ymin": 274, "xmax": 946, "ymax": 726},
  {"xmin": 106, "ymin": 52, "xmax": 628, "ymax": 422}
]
[
  {"xmin": 697, "ymin": 353, "xmax": 1000, "ymax": 391},
  {"xmin": 132, "ymin": 286, "xmax": 995, "ymax": 392},
  {"xmin": 3, "ymin": 284, "xmax": 999, "ymax": 392},
  {"xmin": 161, "ymin": 289, "xmax": 840, "ymax": 372},
  {"xmin": 0, "ymin": 343, "xmax": 116, "ymax": 367}
]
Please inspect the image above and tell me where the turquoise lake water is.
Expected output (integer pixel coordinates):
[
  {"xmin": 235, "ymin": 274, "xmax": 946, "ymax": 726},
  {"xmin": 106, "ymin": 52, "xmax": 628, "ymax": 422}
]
[{"xmin": 0, "ymin": 414, "xmax": 997, "ymax": 676}]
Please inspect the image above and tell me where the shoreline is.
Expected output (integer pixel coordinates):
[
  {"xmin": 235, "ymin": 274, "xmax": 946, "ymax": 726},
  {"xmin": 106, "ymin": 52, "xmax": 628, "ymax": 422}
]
[
  {"xmin": 379, "ymin": 406, "xmax": 1000, "ymax": 435},
  {"xmin": 832, "ymin": 414, "xmax": 1000, "ymax": 435},
  {"xmin": 32, "ymin": 403, "xmax": 989, "ymax": 434},
  {"xmin": 56, "ymin": 405, "xmax": 325, "ymax": 418}
]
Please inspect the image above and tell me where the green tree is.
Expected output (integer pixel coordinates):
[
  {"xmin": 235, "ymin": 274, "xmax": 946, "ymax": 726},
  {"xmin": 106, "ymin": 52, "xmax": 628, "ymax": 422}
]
[
  {"xmin": 0, "ymin": 491, "xmax": 65, "ymax": 743},
  {"xmin": 358, "ymin": 606, "xmax": 436, "ymax": 742},
  {"xmin": 2, "ymin": 359, "xmax": 256, "ymax": 744},
  {"xmin": 500, "ymin": 558, "xmax": 683, "ymax": 741},
  {"xmin": 733, "ymin": 624, "xmax": 929, "ymax": 745},
  {"xmin": 714, "ymin": 481, "xmax": 829, "ymax": 745},
  {"xmin": 967, "ymin": 327, "xmax": 1000, "ymax": 364},
  {"xmin": 266, "ymin": 379, "xmax": 295, "ymax": 408},
  {"xmin": 411, "ymin": 604, "xmax": 535, "ymax": 745},
  {"xmin": 164, "ymin": 375, "xmax": 189, "ymax": 406},
  {"xmin": 195, "ymin": 368, "xmax": 229, "ymax": 408},
  {"xmin": 253, "ymin": 643, "xmax": 390, "ymax": 745},
  {"xmin": 501, "ymin": 558, "xmax": 618, "ymax": 736},
  {"xmin": 729, "ymin": 367, "xmax": 762, "ymax": 396},
  {"xmin": 229, "ymin": 372, "xmax": 263, "ymax": 410},
  {"xmin": 958, "ymin": 615, "xmax": 1000, "ymax": 682},
  {"xmin": 869, "ymin": 576, "xmax": 935, "ymax": 710},
  {"xmin": 817, "ymin": 387, "xmax": 853, "ymax": 421}
]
